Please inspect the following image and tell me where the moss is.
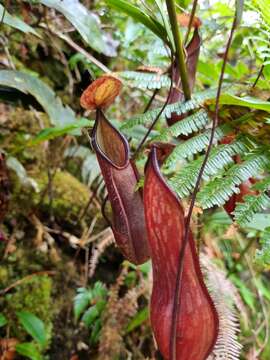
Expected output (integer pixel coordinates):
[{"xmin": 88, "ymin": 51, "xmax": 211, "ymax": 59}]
[
  {"xmin": 35, "ymin": 170, "xmax": 103, "ymax": 228},
  {"xmin": 10, "ymin": 169, "xmax": 104, "ymax": 231},
  {"xmin": 4, "ymin": 275, "xmax": 54, "ymax": 343}
]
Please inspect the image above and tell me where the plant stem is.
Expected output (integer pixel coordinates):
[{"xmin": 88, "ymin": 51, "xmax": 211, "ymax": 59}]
[{"xmin": 166, "ymin": 0, "xmax": 191, "ymax": 100}]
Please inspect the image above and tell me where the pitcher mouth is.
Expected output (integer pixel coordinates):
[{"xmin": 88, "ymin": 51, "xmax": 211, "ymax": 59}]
[{"xmin": 91, "ymin": 109, "xmax": 130, "ymax": 170}]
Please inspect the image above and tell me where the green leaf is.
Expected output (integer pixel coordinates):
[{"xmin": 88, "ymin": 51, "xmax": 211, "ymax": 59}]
[
  {"xmin": 74, "ymin": 288, "xmax": 92, "ymax": 321},
  {"xmin": 0, "ymin": 5, "xmax": 40, "ymax": 37},
  {"xmin": 16, "ymin": 312, "xmax": 47, "ymax": 348},
  {"xmin": 29, "ymin": 119, "xmax": 93, "ymax": 145},
  {"xmin": 81, "ymin": 306, "xmax": 99, "ymax": 327},
  {"xmin": 219, "ymin": 94, "xmax": 270, "ymax": 112},
  {"xmin": 0, "ymin": 313, "xmax": 7, "ymax": 327},
  {"xmin": 16, "ymin": 342, "xmax": 43, "ymax": 360},
  {"xmin": 6, "ymin": 157, "xmax": 39, "ymax": 191},
  {"xmin": 89, "ymin": 319, "xmax": 101, "ymax": 345},
  {"xmin": 126, "ymin": 307, "xmax": 149, "ymax": 333},
  {"xmin": 38, "ymin": 0, "xmax": 113, "ymax": 55},
  {"xmin": 0, "ymin": 70, "xmax": 77, "ymax": 126},
  {"xmin": 255, "ymin": 227, "xmax": 270, "ymax": 266},
  {"xmin": 105, "ymin": 0, "xmax": 168, "ymax": 43}
]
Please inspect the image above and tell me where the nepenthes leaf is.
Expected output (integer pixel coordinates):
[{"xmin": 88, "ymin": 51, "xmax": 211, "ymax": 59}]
[
  {"xmin": 144, "ymin": 146, "xmax": 218, "ymax": 359},
  {"xmin": 91, "ymin": 110, "xmax": 149, "ymax": 264}
]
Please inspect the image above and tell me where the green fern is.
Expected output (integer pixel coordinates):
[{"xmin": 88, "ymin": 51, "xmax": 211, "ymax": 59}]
[
  {"xmin": 151, "ymin": 109, "xmax": 210, "ymax": 142},
  {"xmin": 120, "ymin": 88, "xmax": 219, "ymax": 130},
  {"xmin": 255, "ymin": 227, "xmax": 270, "ymax": 266},
  {"xmin": 118, "ymin": 71, "xmax": 171, "ymax": 89},
  {"xmin": 165, "ymin": 124, "xmax": 232, "ymax": 166},
  {"xmin": 197, "ymin": 151, "xmax": 270, "ymax": 209},
  {"xmin": 233, "ymin": 193, "xmax": 270, "ymax": 226},
  {"xmin": 233, "ymin": 178, "xmax": 270, "ymax": 225},
  {"xmin": 248, "ymin": 0, "xmax": 270, "ymax": 66},
  {"xmin": 169, "ymin": 139, "xmax": 248, "ymax": 198}
]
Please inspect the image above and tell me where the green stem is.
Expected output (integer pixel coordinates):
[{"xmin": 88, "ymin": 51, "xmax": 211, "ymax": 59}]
[{"xmin": 165, "ymin": 0, "xmax": 191, "ymax": 100}]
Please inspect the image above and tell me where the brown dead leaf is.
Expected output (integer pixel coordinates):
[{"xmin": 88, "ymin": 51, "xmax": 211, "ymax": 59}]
[{"xmin": 0, "ymin": 338, "xmax": 18, "ymax": 360}]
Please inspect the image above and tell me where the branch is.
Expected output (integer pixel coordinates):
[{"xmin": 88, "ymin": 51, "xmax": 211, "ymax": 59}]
[
  {"xmin": 40, "ymin": 24, "xmax": 111, "ymax": 74},
  {"xmin": 166, "ymin": 0, "xmax": 191, "ymax": 100}
]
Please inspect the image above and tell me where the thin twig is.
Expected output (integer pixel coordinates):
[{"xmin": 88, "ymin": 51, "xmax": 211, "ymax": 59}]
[
  {"xmin": 169, "ymin": 15, "xmax": 238, "ymax": 360},
  {"xmin": 144, "ymin": 89, "xmax": 159, "ymax": 114},
  {"xmin": 166, "ymin": 0, "xmax": 191, "ymax": 100},
  {"xmin": 0, "ymin": 271, "xmax": 56, "ymax": 296},
  {"xmin": 39, "ymin": 24, "xmax": 110, "ymax": 74},
  {"xmin": 184, "ymin": 0, "xmax": 198, "ymax": 45},
  {"xmin": 133, "ymin": 53, "xmax": 174, "ymax": 158},
  {"xmin": 252, "ymin": 63, "xmax": 265, "ymax": 88}
]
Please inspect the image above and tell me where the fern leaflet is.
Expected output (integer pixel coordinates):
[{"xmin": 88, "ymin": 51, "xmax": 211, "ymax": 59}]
[
  {"xmin": 166, "ymin": 124, "xmax": 233, "ymax": 166},
  {"xmin": 169, "ymin": 140, "xmax": 248, "ymax": 198},
  {"xmin": 117, "ymin": 71, "xmax": 171, "ymax": 89},
  {"xmin": 120, "ymin": 88, "xmax": 220, "ymax": 130},
  {"xmin": 152, "ymin": 109, "xmax": 210, "ymax": 142},
  {"xmin": 198, "ymin": 151, "xmax": 270, "ymax": 209}
]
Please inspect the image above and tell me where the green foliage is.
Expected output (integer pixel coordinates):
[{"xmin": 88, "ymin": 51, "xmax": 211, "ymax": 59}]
[
  {"xmin": 0, "ymin": 70, "xmax": 77, "ymax": 126},
  {"xmin": 29, "ymin": 118, "xmax": 93, "ymax": 146},
  {"xmin": 169, "ymin": 139, "xmax": 248, "ymax": 198},
  {"xmin": 5, "ymin": 276, "xmax": 53, "ymax": 343},
  {"xmin": 74, "ymin": 282, "xmax": 107, "ymax": 344},
  {"xmin": 118, "ymin": 71, "xmax": 171, "ymax": 89},
  {"xmin": 0, "ymin": 313, "xmax": 7, "ymax": 327},
  {"xmin": 16, "ymin": 342, "xmax": 43, "ymax": 360},
  {"xmin": 105, "ymin": 0, "xmax": 168, "ymax": 43},
  {"xmin": 16, "ymin": 311, "xmax": 47, "ymax": 349},
  {"xmin": 126, "ymin": 307, "xmax": 149, "ymax": 333},
  {"xmin": 166, "ymin": 124, "xmax": 232, "ymax": 165},
  {"xmin": 219, "ymin": 94, "xmax": 270, "ymax": 112},
  {"xmin": 37, "ymin": 0, "xmax": 113, "ymax": 55},
  {"xmin": 0, "ymin": 4, "xmax": 40, "ymax": 36},
  {"xmin": 120, "ymin": 87, "xmax": 219, "ymax": 130},
  {"xmin": 255, "ymin": 227, "xmax": 270, "ymax": 266},
  {"xmin": 233, "ymin": 193, "xmax": 270, "ymax": 226},
  {"xmin": 152, "ymin": 109, "xmax": 210, "ymax": 142},
  {"xmin": 198, "ymin": 151, "xmax": 270, "ymax": 208}
]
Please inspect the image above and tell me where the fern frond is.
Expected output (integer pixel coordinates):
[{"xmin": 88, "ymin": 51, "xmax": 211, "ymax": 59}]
[
  {"xmin": 198, "ymin": 152, "xmax": 270, "ymax": 209},
  {"xmin": 169, "ymin": 140, "xmax": 248, "ymax": 198},
  {"xmin": 120, "ymin": 88, "xmax": 219, "ymax": 130},
  {"xmin": 202, "ymin": 254, "xmax": 242, "ymax": 360},
  {"xmin": 166, "ymin": 125, "xmax": 232, "ymax": 166},
  {"xmin": 152, "ymin": 109, "xmax": 210, "ymax": 142},
  {"xmin": 118, "ymin": 71, "xmax": 170, "ymax": 89},
  {"xmin": 255, "ymin": 227, "xmax": 270, "ymax": 266},
  {"xmin": 233, "ymin": 193, "xmax": 270, "ymax": 226}
]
